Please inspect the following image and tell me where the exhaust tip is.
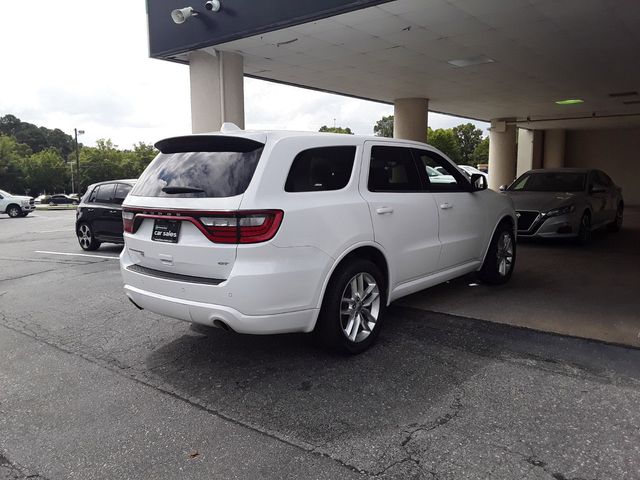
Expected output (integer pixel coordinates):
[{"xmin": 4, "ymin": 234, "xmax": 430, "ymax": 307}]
[{"xmin": 213, "ymin": 319, "xmax": 235, "ymax": 332}]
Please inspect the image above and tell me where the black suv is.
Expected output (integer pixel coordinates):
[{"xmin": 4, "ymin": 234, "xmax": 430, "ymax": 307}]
[{"xmin": 76, "ymin": 179, "xmax": 136, "ymax": 251}]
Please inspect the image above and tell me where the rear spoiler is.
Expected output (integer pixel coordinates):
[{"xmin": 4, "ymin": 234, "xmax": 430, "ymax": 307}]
[{"xmin": 155, "ymin": 135, "xmax": 264, "ymax": 154}]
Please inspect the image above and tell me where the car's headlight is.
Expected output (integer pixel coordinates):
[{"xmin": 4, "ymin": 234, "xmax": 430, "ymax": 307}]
[
  {"xmin": 20, "ymin": 200, "xmax": 30, "ymax": 206},
  {"xmin": 545, "ymin": 205, "xmax": 575, "ymax": 217}
]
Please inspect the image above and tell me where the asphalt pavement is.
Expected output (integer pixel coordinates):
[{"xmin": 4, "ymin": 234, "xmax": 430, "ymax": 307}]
[{"xmin": 1, "ymin": 210, "xmax": 639, "ymax": 479}]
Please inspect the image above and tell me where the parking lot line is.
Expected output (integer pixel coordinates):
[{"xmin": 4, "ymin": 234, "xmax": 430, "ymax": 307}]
[{"xmin": 35, "ymin": 250, "xmax": 119, "ymax": 260}]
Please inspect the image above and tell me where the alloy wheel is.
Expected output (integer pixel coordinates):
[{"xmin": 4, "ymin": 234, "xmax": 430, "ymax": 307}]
[
  {"xmin": 340, "ymin": 272, "xmax": 381, "ymax": 343},
  {"xmin": 496, "ymin": 232, "xmax": 514, "ymax": 277},
  {"xmin": 78, "ymin": 224, "xmax": 92, "ymax": 249}
]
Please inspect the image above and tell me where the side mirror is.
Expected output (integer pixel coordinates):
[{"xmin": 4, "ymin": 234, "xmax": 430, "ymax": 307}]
[
  {"xmin": 499, "ymin": 184, "xmax": 507, "ymax": 192},
  {"xmin": 471, "ymin": 173, "xmax": 488, "ymax": 191}
]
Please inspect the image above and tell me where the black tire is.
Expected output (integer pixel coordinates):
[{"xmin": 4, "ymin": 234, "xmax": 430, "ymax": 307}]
[
  {"xmin": 20, "ymin": 212, "xmax": 29, "ymax": 217},
  {"xmin": 314, "ymin": 258, "xmax": 386, "ymax": 354},
  {"xmin": 77, "ymin": 222, "xmax": 101, "ymax": 251},
  {"xmin": 7, "ymin": 205, "xmax": 22, "ymax": 218},
  {"xmin": 479, "ymin": 221, "xmax": 516, "ymax": 285},
  {"xmin": 608, "ymin": 203, "xmax": 623, "ymax": 232},
  {"xmin": 575, "ymin": 211, "xmax": 591, "ymax": 245}
]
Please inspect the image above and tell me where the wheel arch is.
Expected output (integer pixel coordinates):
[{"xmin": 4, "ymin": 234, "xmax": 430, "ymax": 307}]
[
  {"xmin": 480, "ymin": 213, "xmax": 516, "ymax": 267},
  {"xmin": 312, "ymin": 242, "xmax": 391, "ymax": 329},
  {"xmin": 5, "ymin": 203, "xmax": 21, "ymax": 215}
]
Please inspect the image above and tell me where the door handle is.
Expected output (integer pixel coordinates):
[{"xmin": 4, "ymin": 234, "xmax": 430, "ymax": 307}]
[
  {"xmin": 439, "ymin": 203, "xmax": 453, "ymax": 210},
  {"xmin": 376, "ymin": 207, "xmax": 394, "ymax": 215},
  {"xmin": 87, "ymin": 208, "xmax": 94, "ymax": 212},
  {"xmin": 109, "ymin": 210, "xmax": 118, "ymax": 214}
]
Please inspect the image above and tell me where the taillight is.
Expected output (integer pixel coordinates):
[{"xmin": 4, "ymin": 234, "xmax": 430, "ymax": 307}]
[
  {"xmin": 200, "ymin": 210, "xmax": 284, "ymax": 244},
  {"xmin": 123, "ymin": 210, "xmax": 134, "ymax": 233},
  {"xmin": 122, "ymin": 209, "xmax": 283, "ymax": 244}
]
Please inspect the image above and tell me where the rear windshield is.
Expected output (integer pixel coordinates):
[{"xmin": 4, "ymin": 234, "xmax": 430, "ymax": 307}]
[
  {"xmin": 130, "ymin": 148, "xmax": 263, "ymax": 198},
  {"xmin": 509, "ymin": 172, "xmax": 586, "ymax": 192}
]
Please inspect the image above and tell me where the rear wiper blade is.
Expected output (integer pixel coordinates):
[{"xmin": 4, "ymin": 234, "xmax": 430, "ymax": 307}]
[{"xmin": 161, "ymin": 186, "xmax": 205, "ymax": 194}]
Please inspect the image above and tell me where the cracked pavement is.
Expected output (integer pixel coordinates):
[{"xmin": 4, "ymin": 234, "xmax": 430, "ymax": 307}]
[{"xmin": 1, "ymin": 210, "xmax": 639, "ymax": 479}]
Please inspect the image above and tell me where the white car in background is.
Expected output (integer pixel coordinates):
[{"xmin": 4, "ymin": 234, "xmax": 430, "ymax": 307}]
[
  {"xmin": 120, "ymin": 127, "xmax": 516, "ymax": 353},
  {"xmin": 0, "ymin": 189, "xmax": 35, "ymax": 217}
]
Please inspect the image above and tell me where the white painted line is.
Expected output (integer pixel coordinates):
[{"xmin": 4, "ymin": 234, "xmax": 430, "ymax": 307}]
[{"xmin": 35, "ymin": 251, "xmax": 119, "ymax": 260}]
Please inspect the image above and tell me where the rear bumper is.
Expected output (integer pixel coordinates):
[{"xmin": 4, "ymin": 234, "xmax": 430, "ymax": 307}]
[
  {"xmin": 120, "ymin": 242, "xmax": 331, "ymax": 334},
  {"xmin": 124, "ymin": 284, "xmax": 317, "ymax": 334}
]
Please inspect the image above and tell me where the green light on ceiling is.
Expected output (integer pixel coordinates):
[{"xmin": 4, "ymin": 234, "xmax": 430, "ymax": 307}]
[{"xmin": 555, "ymin": 99, "xmax": 584, "ymax": 105}]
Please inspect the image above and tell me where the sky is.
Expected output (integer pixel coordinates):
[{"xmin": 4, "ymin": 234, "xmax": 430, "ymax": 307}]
[{"xmin": 0, "ymin": 0, "xmax": 487, "ymax": 149}]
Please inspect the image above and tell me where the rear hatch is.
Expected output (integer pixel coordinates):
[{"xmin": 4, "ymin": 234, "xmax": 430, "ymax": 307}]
[{"xmin": 122, "ymin": 135, "xmax": 272, "ymax": 281}]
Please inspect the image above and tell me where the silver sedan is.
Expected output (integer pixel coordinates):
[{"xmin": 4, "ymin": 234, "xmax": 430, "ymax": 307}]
[{"xmin": 501, "ymin": 168, "xmax": 623, "ymax": 244}]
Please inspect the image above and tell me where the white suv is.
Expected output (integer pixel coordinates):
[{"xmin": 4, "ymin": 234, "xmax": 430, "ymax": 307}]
[
  {"xmin": 0, "ymin": 189, "xmax": 35, "ymax": 217},
  {"xmin": 120, "ymin": 126, "xmax": 516, "ymax": 353}
]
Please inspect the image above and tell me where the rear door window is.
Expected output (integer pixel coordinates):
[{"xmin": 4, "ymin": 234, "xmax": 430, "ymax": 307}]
[
  {"xmin": 368, "ymin": 146, "xmax": 422, "ymax": 192},
  {"xmin": 95, "ymin": 184, "xmax": 115, "ymax": 204},
  {"xmin": 285, "ymin": 146, "xmax": 356, "ymax": 192},
  {"xmin": 130, "ymin": 136, "xmax": 264, "ymax": 198}
]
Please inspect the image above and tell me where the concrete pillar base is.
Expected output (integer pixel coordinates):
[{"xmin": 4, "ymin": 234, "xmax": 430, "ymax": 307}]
[
  {"xmin": 393, "ymin": 98, "xmax": 429, "ymax": 142},
  {"xmin": 488, "ymin": 119, "xmax": 517, "ymax": 190},
  {"xmin": 189, "ymin": 50, "xmax": 245, "ymax": 133}
]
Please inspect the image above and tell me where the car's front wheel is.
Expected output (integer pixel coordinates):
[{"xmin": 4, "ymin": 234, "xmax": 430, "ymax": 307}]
[
  {"xmin": 576, "ymin": 211, "xmax": 591, "ymax": 245},
  {"xmin": 77, "ymin": 222, "xmax": 101, "ymax": 251},
  {"xmin": 314, "ymin": 259, "xmax": 386, "ymax": 354},
  {"xmin": 608, "ymin": 203, "xmax": 623, "ymax": 232},
  {"xmin": 479, "ymin": 221, "xmax": 516, "ymax": 284},
  {"xmin": 7, "ymin": 205, "xmax": 22, "ymax": 218}
]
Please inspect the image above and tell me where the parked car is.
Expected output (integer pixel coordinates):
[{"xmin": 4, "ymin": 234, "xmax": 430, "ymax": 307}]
[
  {"xmin": 120, "ymin": 128, "xmax": 516, "ymax": 353},
  {"xmin": 458, "ymin": 165, "xmax": 488, "ymax": 180},
  {"xmin": 0, "ymin": 189, "xmax": 35, "ymax": 217},
  {"xmin": 49, "ymin": 194, "xmax": 79, "ymax": 205},
  {"xmin": 501, "ymin": 168, "xmax": 623, "ymax": 244},
  {"xmin": 34, "ymin": 194, "xmax": 51, "ymax": 204},
  {"xmin": 75, "ymin": 180, "xmax": 137, "ymax": 250}
]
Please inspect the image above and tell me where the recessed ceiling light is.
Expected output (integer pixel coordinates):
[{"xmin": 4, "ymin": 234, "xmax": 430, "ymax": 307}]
[
  {"xmin": 555, "ymin": 99, "xmax": 584, "ymax": 105},
  {"xmin": 447, "ymin": 55, "xmax": 495, "ymax": 67}
]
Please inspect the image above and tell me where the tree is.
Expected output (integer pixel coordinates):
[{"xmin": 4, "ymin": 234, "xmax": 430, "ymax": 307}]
[
  {"xmin": 22, "ymin": 149, "xmax": 69, "ymax": 195},
  {"xmin": 319, "ymin": 125, "xmax": 353, "ymax": 134},
  {"xmin": 373, "ymin": 115, "xmax": 394, "ymax": 138},
  {"xmin": 78, "ymin": 139, "xmax": 126, "ymax": 191},
  {"xmin": 427, "ymin": 128, "xmax": 461, "ymax": 163},
  {"xmin": 0, "ymin": 135, "xmax": 29, "ymax": 193},
  {"xmin": 452, "ymin": 123, "xmax": 483, "ymax": 165},
  {"xmin": 471, "ymin": 136, "xmax": 489, "ymax": 166}
]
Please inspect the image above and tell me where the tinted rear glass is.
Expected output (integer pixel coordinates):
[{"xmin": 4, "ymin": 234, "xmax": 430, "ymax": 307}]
[
  {"xmin": 130, "ymin": 148, "xmax": 263, "ymax": 198},
  {"xmin": 285, "ymin": 146, "xmax": 356, "ymax": 192}
]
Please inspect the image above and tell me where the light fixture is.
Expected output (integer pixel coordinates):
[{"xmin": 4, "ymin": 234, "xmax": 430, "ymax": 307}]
[
  {"xmin": 205, "ymin": 0, "xmax": 221, "ymax": 12},
  {"xmin": 447, "ymin": 55, "xmax": 495, "ymax": 67},
  {"xmin": 171, "ymin": 7, "xmax": 198, "ymax": 24},
  {"xmin": 555, "ymin": 99, "xmax": 584, "ymax": 105}
]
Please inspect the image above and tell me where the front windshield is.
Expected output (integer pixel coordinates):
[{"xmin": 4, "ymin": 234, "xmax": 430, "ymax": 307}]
[{"xmin": 509, "ymin": 172, "xmax": 586, "ymax": 192}]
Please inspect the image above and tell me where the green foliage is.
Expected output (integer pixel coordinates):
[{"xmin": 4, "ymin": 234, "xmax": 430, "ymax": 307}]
[
  {"xmin": 319, "ymin": 125, "xmax": 353, "ymax": 134},
  {"xmin": 0, "ymin": 114, "xmax": 158, "ymax": 196},
  {"xmin": 0, "ymin": 135, "xmax": 29, "ymax": 193},
  {"xmin": 373, "ymin": 115, "xmax": 394, "ymax": 138},
  {"xmin": 22, "ymin": 149, "xmax": 69, "ymax": 195},
  {"xmin": 452, "ymin": 123, "xmax": 484, "ymax": 165},
  {"xmin": 472, "ymin": 137, "xmax": 490, "ymax": 165},
  {"xmin": 427, "ymin": 127, "xmax": 461, "ymax": 163}
]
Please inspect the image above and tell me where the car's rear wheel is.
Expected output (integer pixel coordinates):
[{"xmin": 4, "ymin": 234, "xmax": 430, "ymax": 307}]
[
  {"xmin": 77, "ymin": 222, "xmax": 101, "ymax": 251},
  {"xmin": 314, "ymin": 259, "xmax": 386, "ymax": 354},
  {"xmin": 479, "ymin": 221, "xmax": 516, "ymax": 285},
  {"xmin": 608, "ymin": 203, "xmax": 623, "ymax": 232},
  {"xmin": 7, "ymin": 205, "xmax": 22, "ymax": 218},
  {"xmin": 576, "ymin": 211, "xmax": 591, "ymax": 245}
]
